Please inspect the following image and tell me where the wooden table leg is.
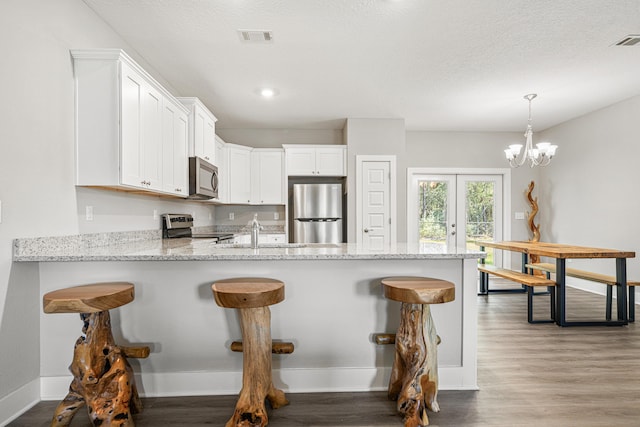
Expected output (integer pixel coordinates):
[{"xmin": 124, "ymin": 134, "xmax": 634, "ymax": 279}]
[
  {"xmin": 226, "ymin": 306, "xmax": 288, "ymax": 427},
  {"xmin": 388, "ymin": 303, "xmax": 439, "ymax": 427},
  {"xmin": 51, "ymin": 311, "xmax": 141, "ymax": 427}
]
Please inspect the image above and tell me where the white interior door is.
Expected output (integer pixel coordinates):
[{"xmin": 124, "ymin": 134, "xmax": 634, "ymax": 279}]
[{"xmin": 356, "ymin": 156, "xmax": 396, "ymax": 247}]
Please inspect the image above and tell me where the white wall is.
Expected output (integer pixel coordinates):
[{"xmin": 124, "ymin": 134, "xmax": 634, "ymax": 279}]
[
  {"xmin": 0, "ymin": 0, "xmax": 215, "ymax": 419},
  {"xmin": 538, "ymin": 95, "xmax": 640, "ymax": 288}
]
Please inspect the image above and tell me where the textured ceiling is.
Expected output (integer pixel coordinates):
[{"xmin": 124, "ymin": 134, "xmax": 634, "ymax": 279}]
[{"xmin": 83, "ymin": 0, "xmax": 640, "ymax": 131}]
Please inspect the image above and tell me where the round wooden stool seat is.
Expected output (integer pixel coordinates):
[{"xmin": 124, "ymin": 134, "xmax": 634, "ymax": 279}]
[
  {"xmin": 381, "ymin": 276, "xmax": 455, "ymax": 305},
  {"xmin": 212, "ymin": 277, "xmax": 284, "ymax": 309},
  {"xmin": 43, "ymin": 282, "xmax": 134, "ymax": 314}
]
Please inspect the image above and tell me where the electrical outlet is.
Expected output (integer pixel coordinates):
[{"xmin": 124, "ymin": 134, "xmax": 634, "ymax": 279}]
[
  {"xmin": 208, "ymin": 212, "xmax": 212, "ymax": 220},
  {"xmin": 153, "ymin": 209, "xmax": 158, "ymax": 220},
  {"xmin": 274, "ymin": 212, "xmax": 279, "ymax": 220},
  {"xmin": 85, "ymin": 206, "xmax": 94, "ymax": 221},
  {"xmin": 229, "ymin": 212, "xmax": 235, "ymax": 220},
  {"xmin": 515, "ymin": 212, "xmax": 525, "ymax": 220}
]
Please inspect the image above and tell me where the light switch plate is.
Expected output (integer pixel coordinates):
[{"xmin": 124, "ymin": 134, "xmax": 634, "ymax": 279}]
[{"xmin": 515, "ymin": 212, "xmax": 525, "ymax": 220}]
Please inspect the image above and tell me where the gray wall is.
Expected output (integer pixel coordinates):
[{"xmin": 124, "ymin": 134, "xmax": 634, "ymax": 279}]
[
  {"xmin": 538, "ymin": 95, "xmax": 640, "ymax": 283},
  {"xmin": 0, "ymin": 0, "xmax": 215, "ymax": 417}
]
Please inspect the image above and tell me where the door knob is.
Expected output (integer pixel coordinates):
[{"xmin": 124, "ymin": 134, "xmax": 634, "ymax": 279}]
[
  {"xmin": 451, "ymin": 231, "xmax": 456, "ymax": 235},
  {"xmin": 364, "ymin": 228, "xmax": 370, "ymax": 233}
]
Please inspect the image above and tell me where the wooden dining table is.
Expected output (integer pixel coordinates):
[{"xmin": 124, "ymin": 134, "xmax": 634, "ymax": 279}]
[{"xmin": 477, "ymin": 241, "xmax": 636, "ymax": 326}]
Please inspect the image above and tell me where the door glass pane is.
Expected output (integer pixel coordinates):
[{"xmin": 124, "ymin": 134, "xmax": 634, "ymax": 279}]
[
  {"xmin": 465, "ymin": 181, "xmax": 495, "ymax": 265},
  {"xmin": 418, "ymin": 180, "xmax": 448, "ymax": 250}
]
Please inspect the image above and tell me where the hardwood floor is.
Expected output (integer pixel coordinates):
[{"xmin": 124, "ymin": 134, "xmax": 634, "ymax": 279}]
[{"xmin": 10, "ymin": 282, "xmax": 640, "ymax": 426}]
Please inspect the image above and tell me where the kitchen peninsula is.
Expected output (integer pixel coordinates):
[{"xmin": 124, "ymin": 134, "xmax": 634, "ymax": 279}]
[{"xmin": 14, "ymin": 232, "xmax": 484, "ymax": 400}]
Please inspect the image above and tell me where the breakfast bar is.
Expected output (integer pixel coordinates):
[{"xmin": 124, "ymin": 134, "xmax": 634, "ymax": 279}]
[{"xmin": 13, "ymin": 233, "xmax": 484, "ymax": 400}]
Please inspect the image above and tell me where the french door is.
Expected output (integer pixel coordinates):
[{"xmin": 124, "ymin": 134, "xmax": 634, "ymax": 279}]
[{"xmin": 408, "ymin": 171, "xmax": 505, "ymax": 266}]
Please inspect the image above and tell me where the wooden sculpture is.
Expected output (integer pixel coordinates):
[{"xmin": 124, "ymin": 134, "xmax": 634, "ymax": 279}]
[
  {"xmin": 526, "ymin": 181, "xmax": 542, "ymax": 269},
  {"xmin": 228, "ymin": 307, "xmax": 289, "ymax": 427},
  {"xmin": 388, "ymin": 303, "xmax": 440, "ymax": 426},
  {"xmin": 43, "ymin": 283, "xmax": 147, "ymax": 427},
  {"xmin": 212, "ymin": 278, "xmax": 289, "ymax": 427},
  {"xmin": 382, "ymin": 277, "xmax": 455, "ymax": 427},
  {"xmin": 51, "ymin": 311, "xmax": 142, "ymax": 427}
]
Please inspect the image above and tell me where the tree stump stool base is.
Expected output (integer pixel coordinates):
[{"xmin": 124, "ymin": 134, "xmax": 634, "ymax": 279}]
[
  {"xmin": 381, "ymin": 277, "xmax": 455, "ymax": 427},
  {"xmin": 43, "ymin": 282, "xmax": 144, "ymax": 427},
  {"xmin": 212, "ymin": 278, "xmax": 289, "ymax": 427}
]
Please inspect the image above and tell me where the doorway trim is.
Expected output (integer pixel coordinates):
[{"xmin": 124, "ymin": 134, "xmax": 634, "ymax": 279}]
[{"xmin": 356, "ymin": 155, "xmax": 397, "ymax": 245}]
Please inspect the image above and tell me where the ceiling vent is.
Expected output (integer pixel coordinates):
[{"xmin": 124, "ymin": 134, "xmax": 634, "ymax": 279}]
[
  {"xmin": 238, "ymin": 30, "xmax": 273, "ymax": 43},
  {"xmin": 614, "ymin": 35, "xmax": 640, "ymax": 46}
]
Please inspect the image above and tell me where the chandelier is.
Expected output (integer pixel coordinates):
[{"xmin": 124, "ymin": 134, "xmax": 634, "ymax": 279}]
[{"xmin": 504, "ymin": 94, "xmax": 557, "ymax": 167}]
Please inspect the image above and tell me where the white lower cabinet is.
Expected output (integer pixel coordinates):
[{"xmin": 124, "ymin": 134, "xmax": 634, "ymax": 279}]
[
  {"xmin": 262, "ymin": 234, "xmax": 286, "ymax": 243},
  {"xmin": 73, "ymin": 49, "xmax": 189, "ymax": 197}
]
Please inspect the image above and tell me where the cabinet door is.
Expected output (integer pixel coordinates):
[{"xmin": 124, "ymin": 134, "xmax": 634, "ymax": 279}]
[
  {"xmin": 228, "ymin": 146, "xmax": 252, "ymax": 203},
  {"xmin": 162, "ymin": 100, "xmax": 188, "ymax": 196},
  {"xmin": 141, "ymin": 84, "xmax": 163, "ymax": 190},
  {"xmin": 316, "ymin": 147, "xmax": 346, "ymax": 176},
  {"xmin": 203, "ymin": 117, "xmax": 216, "ymax": 164},
  {"xmin": 215, "ymin": 138, "xmax": 227, "ymax": 203},
  {"xmin": 192, "ymin": 105, "xmax": 215, "ymax": 163},
  {"xmin": 285, "ymin": 147, "xmax": 316, "ymax": 175},
  {"xmin": 252, "ymin": 150, "xmax": 284, "ymax": 204},
  {"xmin": 120, "ymin": 63, "xmax": 144, "ymax": 187}
]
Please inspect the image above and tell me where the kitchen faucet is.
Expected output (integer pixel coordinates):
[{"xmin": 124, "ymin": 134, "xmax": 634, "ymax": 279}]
[{"xmin": 250, "ymin": 213, "xmax": 263, "ymax": 249}]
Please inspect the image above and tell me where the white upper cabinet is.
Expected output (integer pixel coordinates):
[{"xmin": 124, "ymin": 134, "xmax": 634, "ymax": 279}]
[
  {"xmin": 283, "ymin": 145, "xmax": 347, "ymax": 176},
  {"xmin": 251, "ymin": 149, "xmax": 284, "ymax": 204},
  {"xmin": 227, "ymin": 143, "xmax": 253, "ymax": 204},
  {"xmin": 214, "ymin": 136, "xmax": 228, "ymax": 203},
  {"xmin": 161, "ymin": 98, "xmax": 189, "ymax": 196},
  {"xmin": 177, "ymin": 97, "xmax": 217, "ymax": 165},
  {"xmin": 72, "ymin": 49, "xmax": 189, "ymax": 197}
]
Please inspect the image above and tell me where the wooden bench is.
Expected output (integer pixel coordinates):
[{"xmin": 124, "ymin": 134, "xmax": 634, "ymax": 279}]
[
  {"xmin": 526, "ymin": 262, "xmax": 638, "ymax": 322},
  {"xmin": 478, "ymin": 265, "xmax": 556, "ymax": 323}
]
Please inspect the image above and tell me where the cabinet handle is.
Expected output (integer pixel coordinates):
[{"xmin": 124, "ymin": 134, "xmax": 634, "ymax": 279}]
[
  {"xmin": 205, "ymin": 156, "xmax": 210, "ymax": 160},
  {"xmin": 175, "ymin": 188, "xmax": 182, "ymax": 192}
]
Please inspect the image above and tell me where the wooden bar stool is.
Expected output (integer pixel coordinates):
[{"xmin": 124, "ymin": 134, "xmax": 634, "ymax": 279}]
[
  {"xmin": 212, "ymin": 277, "xmax": 290, "ymax": 427},
  {"xmin": 43, "ymin": 282, "xmax": 148, "ymax": 427},
  {"xmin": 381, "ymin": 276, "xmax": 455, "ymax": 427}
]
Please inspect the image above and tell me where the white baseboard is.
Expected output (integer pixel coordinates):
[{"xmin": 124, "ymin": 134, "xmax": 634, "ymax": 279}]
[
  {"xmin": 0, "ymin": 379, "xmax": 40, "ymax": 427},
  {"xmin": 41, "ymin": 366, "xmax": 477, "ymax": 400}
]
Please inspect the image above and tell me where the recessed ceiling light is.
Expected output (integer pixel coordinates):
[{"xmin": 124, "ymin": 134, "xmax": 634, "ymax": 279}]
[{"xmin": 259, "ymin": 88, "xmax": 278, "ymax": 98}]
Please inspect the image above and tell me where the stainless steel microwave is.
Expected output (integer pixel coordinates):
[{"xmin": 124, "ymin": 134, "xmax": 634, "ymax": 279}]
[{"xmin": 188, "ymin": 157, "xmax": 218, "ymax": 200}]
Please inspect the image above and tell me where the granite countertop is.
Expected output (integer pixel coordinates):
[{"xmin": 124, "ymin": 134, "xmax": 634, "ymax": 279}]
[{"xmin": 13, "ymin": 230, "xmax": 485, "ymax": 262}]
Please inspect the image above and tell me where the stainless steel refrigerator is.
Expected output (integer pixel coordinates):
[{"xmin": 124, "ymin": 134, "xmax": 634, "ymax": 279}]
[{"xmin": 292, "ymin": 183, "xmax": 343, "ymax": 243}]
